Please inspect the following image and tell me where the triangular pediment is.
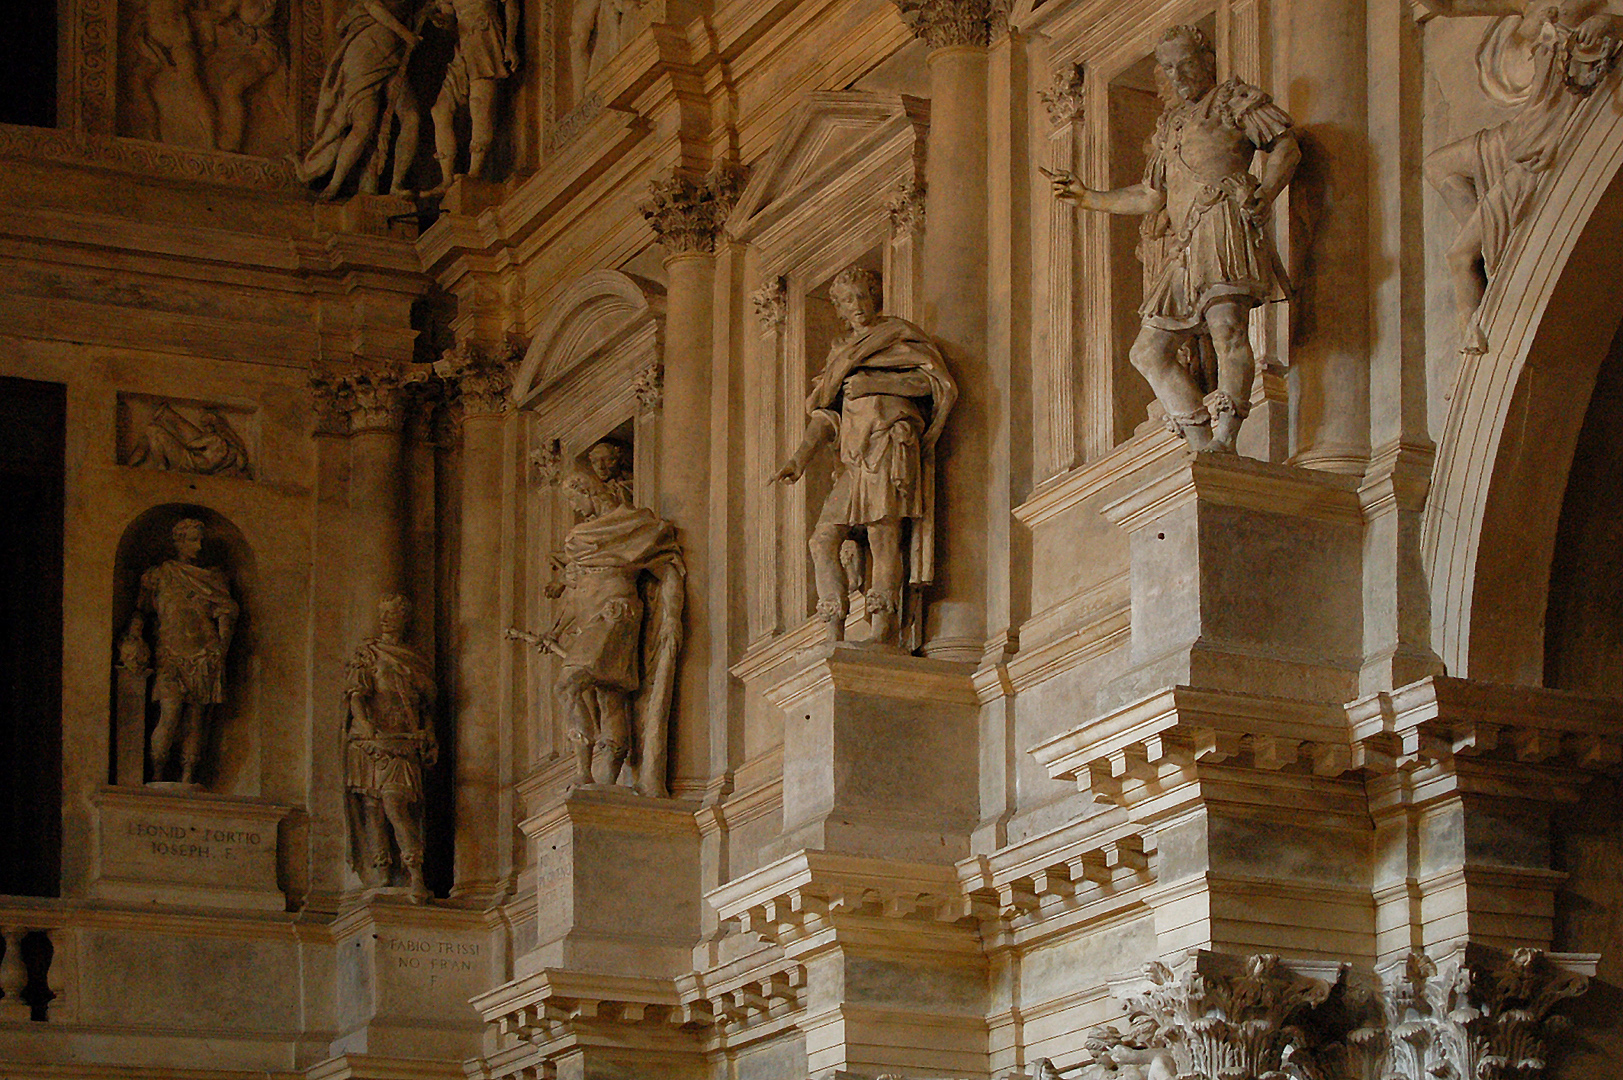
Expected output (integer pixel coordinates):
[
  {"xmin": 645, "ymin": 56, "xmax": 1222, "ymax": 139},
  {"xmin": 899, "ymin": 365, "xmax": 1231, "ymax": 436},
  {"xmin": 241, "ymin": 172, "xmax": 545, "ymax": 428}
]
[{"xmin": 729, "ymin": 91, "xmax": 929, "ymax": 240}]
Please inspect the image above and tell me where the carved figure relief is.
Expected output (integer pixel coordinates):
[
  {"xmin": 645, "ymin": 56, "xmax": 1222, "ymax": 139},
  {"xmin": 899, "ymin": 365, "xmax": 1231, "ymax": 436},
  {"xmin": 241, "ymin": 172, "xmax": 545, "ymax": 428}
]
[
  {"xmin": 297, "ymin": 0, "xmax": 424, "ymax": 198},
  {"xmin": 127, "ymin": 401, "xmax": 251, "ymax": 477},
  {"xmin": 1423, "ymin": 1, "xmax": 1623, "ymax": 354},
  {"xmin": 345, "ymin": 594, "xmax": 438, "ymax": 902},
  {"xmin": 568, "ymin": 0, "xmax": 646, "ymax": 110},
  {"xmin": 121, "ymin": 517, "xmax": 240, "ymax": 787},
  {"xmin": 121, "ymin": 0, "xmax": 291, "ymax": 155},
  {"xmin": 510, "ymin": 440, "xmax": 685, "ymax": 797},
  {"xmin": 774, "ymin": 267, "xmax": 956, "ymax": 651},
  {"xmin": 1045, "ymin": 25, "xmax": 1299, "ymax": 454}
]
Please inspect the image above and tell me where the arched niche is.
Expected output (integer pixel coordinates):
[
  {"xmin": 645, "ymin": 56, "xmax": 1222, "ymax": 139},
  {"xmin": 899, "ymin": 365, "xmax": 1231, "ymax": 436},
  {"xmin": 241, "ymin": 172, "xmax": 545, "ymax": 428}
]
[
  {"xmin": 511, "ymin": 271, "xmax": 666, "ymax": 771},
  {"xmin": 1425, "ymin": 80, "xmax": 1623, "ymax": 683},
  {"xmin": 110, "ymin": 503, "xmax": 258, "ymax": 794}
]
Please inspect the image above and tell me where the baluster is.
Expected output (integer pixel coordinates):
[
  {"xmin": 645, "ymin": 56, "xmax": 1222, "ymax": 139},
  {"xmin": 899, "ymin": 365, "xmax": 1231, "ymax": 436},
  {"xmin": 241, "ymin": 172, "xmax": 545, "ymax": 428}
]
[
  {"xmin": 44, "ymin": 928, "xmax": 68, "ymax": 1022},
  {"xmin": 0, "ymin": 926, "xmax": 30, "ymax": 1021}
]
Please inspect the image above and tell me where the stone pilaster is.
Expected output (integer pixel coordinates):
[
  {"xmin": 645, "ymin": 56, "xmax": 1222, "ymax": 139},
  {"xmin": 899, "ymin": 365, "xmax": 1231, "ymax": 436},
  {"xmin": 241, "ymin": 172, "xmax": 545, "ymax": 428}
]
[{"xmin": 438, "ymin": 340, "xmax": 518, "ymax": 900}]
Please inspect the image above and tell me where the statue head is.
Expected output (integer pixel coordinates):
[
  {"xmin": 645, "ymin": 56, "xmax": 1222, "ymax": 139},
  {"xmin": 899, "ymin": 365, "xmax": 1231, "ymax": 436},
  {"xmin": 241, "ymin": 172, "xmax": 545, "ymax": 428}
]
[
  {"xmin": 377, "ymin": 594, "xmax": 411, "ymax": 638},
  {"xmin": 1154, "ymin": 25, "xmax": 1218, "ymax": 103},
  {"xmin": 829, "ymin": 267, "xmax": 883, "ymax": 331},
  {"xmin": 171, "ymin": 518, "xmax": 205, "ymax": 562},
  {"xmin": 585, "ymin": 439, "xmax": 627, "ymax": 484}
]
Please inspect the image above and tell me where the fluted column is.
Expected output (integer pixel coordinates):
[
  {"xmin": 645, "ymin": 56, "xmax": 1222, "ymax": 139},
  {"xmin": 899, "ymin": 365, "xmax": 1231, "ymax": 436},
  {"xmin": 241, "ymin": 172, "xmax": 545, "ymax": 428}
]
[
  {"xmin": 442, "ymin": 344, "xmax": 516, "ymax": 899},
  {"xmin": 641, "ymin": 170, "xmax": 738, "ymax": 795},
  {"xmin": 896, "ymin": 0, "xmax": 999, "ymax": 662}
]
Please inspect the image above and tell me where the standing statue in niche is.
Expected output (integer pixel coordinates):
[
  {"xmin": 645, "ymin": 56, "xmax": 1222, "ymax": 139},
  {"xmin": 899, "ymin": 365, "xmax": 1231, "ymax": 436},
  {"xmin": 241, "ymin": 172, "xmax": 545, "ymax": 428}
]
[
  {"xmin": 298, "ymin": 0, "xmax": 424, "ymax": 199},
  {"xmin": 122, "ymin": 517, "xmax": 239, "ymax": 786},
  {"xmin": 1045, "ymin": 24, "xmax": 1299, "ymax": 454},
  {"xmin": 508, "ymin": 440, "xmax": 685, "ymax": 798},
  {"xmin": 774, "ymin": 267, "xmax": 957, "ymax": 650},
  {"xmin": 1422, "ymin": 1, "xmax": 1623, "ymax": 354},
  {"xmin": 129, "ymin": 402, "xmax": 251, "ymax": 477},
  {"xmin": 425, "ymin": 0, "xmax": 520, "ymax": 188},
  {"xmin": 345, "ymin": 594, "xmax": 438, "ymax": 902}
]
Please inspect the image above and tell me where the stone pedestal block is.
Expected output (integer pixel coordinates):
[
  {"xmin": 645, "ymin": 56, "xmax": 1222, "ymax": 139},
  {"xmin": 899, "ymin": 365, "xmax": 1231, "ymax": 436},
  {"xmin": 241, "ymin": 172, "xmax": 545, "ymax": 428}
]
[
  {"xmin": 329, "ymin": 898, "xmax": 493, "ymax": 1063},
  {"xmin": 1099, "ymin": 452, "xmax": 1364, "ymax": 710},
  {"xmin": 761, "ymin": 645, "xmax": 980, "ymax": 865},
  {"xmin": 517, "ymin": 787, "xmax": 701, "ymax": 979},
  {"xmin": 88, "ymin": 786, "xmax": 291, "ymax": 910}
]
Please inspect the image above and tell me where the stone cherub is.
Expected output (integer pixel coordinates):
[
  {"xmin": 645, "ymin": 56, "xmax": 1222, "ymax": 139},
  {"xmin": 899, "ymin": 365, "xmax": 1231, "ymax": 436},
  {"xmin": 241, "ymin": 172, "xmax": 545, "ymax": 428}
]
[
  {"xmin": 774, "ymin": 267, "xmax": 956, "ymax": 650},
  {"xmin": 509, "ymin": 440, "xmax": 685, "ymax": 797},
  {"xmin": 123, "ymin": 517, "xmax": 239, "ymax": 786},
  {"xmin": 345, "ymin": 593, "xmax": 438, "ymax": 902},
  {"xmin": 1045, "ymin": 24, "xmax": 1299, "ymax": 454}
]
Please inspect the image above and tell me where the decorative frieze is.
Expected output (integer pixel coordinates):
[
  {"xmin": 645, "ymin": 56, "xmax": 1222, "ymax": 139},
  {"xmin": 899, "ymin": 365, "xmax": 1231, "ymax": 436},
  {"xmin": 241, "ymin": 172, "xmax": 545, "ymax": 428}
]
[{"xmin": 892, "ymin": 0, "xmax": 1011, "ymax": 50}]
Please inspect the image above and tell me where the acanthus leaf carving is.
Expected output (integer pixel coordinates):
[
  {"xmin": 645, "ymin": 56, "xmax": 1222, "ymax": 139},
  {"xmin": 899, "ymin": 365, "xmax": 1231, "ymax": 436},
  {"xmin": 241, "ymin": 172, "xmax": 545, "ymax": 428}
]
[
  {"xmin": 435, "ymin": 338, "xmax": 519, "ymax": 418},
  {"xmin": 1041, "ymin": 62, "xmax": 1087, "ymax": 126},
  {"xmin": 641, "ymin": 164, "xmax": 748, "ymax": 255},
  {"xmin": 886, "ymin": 180, "xmax": 927, "ymax": 236},
  {"xmin": 892, "ymin": 0, "xmax": 1011, "ymax": 50},
  {"xmin": 751, "ymin": 277, "xmax": 787, "ymax": 335},
  {"xmin": 632, "ymin": 361, "xmax": 664, "ymax": 414}
]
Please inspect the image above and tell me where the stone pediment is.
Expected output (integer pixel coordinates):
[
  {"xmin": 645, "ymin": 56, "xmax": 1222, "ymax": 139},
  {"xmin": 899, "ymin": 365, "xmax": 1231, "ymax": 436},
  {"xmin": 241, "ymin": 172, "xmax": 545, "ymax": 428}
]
[
  {"xmin": 511, "ymin": 270, "xmax": 666, "ymax": 407},
  {"xmin": 727, "ymin": 91, "xmax": 929, "ymax": 242}
]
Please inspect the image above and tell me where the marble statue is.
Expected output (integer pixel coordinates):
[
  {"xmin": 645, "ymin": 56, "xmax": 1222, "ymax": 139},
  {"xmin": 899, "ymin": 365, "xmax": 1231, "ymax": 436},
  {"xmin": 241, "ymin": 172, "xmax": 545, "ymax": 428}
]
[
  {"xmin": 509, "ymin": 440, "xmax": 685, "ymax": 798},
  {"xmin": 426, "ymin": 0, "xmax": 520, "ymax": 188},
  {"xmin": 124, "ymin": 517, "xmax": 239, "ymax": 786},
  {"xmin": 345, "ymin": 594, "xmax": 438, "ymax": 901},
  {"xmin": 569, "ymin": 0, "xmax": 641, "ymax": 108},
  {"xmin": 297, "ymin": 0, "xmax": 423, "ymax": 199},
  {"xmin": 1423, "ymin": 1, "xmax": 1623, "ymax": 353},
  {"xmin": 130, "ymin": 0, "xmax": 286, "ymax": 153},
  {"xmin": 1045, "ymin": 24, "xmax": 1299, "ymax": 454},
  {"xmin": 774, "ymin": 267, "xmax": 956, "ymax": 649},
  {"xmin": 129, "ymin": 402, "xmax": 250, "ymax": 477}
]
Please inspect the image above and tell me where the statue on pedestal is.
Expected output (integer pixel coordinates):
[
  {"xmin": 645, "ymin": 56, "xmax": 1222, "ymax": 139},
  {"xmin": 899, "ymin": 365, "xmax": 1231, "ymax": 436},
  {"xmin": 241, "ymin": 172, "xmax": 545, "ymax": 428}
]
[
  {"xmin": 509, "ymin": 440, "xmax": 685, "ymax": 798},
  {"xmin": 123, "ymin": 517, "xmax": 239, "ymax": 786},
  {"xmin": 345, "ymin": 594, "xmax": 438, "ymax": 902},
  {"xmin": 1045, "ymin": 25, "xmax": 1299, "ymax": 454},
  {"xmin": 426, "ymin": 0, "xmax": 519, "ymax": 188},
  {"xmin": 774, "ymin": 267, "xmax": 956, "ymax": 650}
]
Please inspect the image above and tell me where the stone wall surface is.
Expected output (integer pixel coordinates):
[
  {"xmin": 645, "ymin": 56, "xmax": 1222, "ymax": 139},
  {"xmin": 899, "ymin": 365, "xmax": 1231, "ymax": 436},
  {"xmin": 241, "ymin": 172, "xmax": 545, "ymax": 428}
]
[{"xmin": 0, "ymin": 1, "xmax": 1620, "ymax": 1079}]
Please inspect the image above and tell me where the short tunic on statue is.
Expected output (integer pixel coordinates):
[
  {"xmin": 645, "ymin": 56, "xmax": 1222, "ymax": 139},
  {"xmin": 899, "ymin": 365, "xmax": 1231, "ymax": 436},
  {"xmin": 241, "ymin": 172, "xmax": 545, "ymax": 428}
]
[
  {"xmin": 1140, "ymin": 79, "xmax": 1294, "ymax": 332},
  {"xmin": 443, "ymin": 0, "xmax": 511, "ymax": 100},
  {"xmin": 140, "ymin": 561, "xmax": 236, "ymax": 705},
  {"xmin": 807, "ymin": 318, "xmax": 956, "ymax": 529},
  {"xmin": 555, "ymin": 506, "xmax": 684, "ymax": 692},
  {"xmin": 346, "ymin": 639, "xmax": 436, "ymax": 799}
]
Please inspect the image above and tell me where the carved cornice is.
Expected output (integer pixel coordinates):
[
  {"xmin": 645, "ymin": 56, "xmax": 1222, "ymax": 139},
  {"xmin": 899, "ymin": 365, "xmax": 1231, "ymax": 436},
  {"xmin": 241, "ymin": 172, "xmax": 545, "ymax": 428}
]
[
  {"xmin": 751, "ymin": 278, "xmax": 787, "ymax": 334},
  {"xmin": 641, "ymin": 165, "xmax": 749, "ymax": 256},
  {"xmin": 632, "ymin": 361, "xmax": 664, "ymax": 413},
  {"xmin": 1041, "ymin": 62, "xmax": 1087, "ymax": 126},
  {"xmin": 886, "ymin": 180, "xmax": 927, "ymax": 235},
  {"xmin": 892, "ymin": 0, "xmax": 1011, "ymax": 50},
  {"xmin": 0, "ymin": 125, "xmax": 303, "ymax": 192}
]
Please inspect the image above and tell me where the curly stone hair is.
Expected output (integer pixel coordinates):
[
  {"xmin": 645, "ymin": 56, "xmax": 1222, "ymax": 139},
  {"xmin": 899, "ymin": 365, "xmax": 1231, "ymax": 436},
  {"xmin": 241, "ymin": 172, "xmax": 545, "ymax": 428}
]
[
  {"xmin": 829, "ymin": 266, "xmax": 882, "ymax": 307},
  {"xmin": 1157, "ymin": 23, "xmax": 1214, "ymax": 59}
]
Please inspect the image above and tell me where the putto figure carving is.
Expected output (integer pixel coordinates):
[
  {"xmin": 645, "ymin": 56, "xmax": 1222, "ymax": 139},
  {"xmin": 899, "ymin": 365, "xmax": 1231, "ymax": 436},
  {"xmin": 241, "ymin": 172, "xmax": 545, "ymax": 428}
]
[
  {"xmin": 426, "ymin": 0, "xmax": 519, "ymax": 188},
  {"xmin": 124, "ymin": 517, "xmax": 239, "ymax": 786},
  {"xmin": 1045, "ymin": 25, "xmax": 1299, "ymax": 453},
  {"xmin": 345, "ymin": 594, "xmax": 438, "ymax": 902},
  {"xmin": 128, "ymin": 402, "xmax": 250, "ymax": 477},
  {"xmin": 1423, "ymin": 1, "xmax": 1623, "ymax": 354},
  {"xmin": 509, "ymin": 441, "xmax": 685, "ymax": 797},
  {"xmin": 774, "ymin": 267, "xmax": 956, "ymax": 650}
]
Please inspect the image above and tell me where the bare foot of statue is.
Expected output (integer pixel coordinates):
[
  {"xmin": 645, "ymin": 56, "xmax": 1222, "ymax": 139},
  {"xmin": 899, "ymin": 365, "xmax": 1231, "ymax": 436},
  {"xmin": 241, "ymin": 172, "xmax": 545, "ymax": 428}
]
[{"xmin": 1180, "ymin": 421, "xmax": 1214, "ymax": 452}]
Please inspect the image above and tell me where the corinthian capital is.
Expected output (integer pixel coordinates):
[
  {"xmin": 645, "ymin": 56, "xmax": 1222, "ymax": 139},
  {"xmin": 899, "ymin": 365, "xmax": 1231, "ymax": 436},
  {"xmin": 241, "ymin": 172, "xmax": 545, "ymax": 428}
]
[
  {"xmin": 435, "ymin": 338, "xmax": 517, "ymax": 418},
  {"xmin": 308, "ymin": 361, "xmax": 430, "ymax": 435},
  {"xmin": 893, "ymin": 0, "xmax": 1010, "ymax": 50},
  {"xmin": 640, "ymin": 164, "xmax": 748, "ymax": 256},
  {"xmin": 1041, "ymin": 63, "xmax": 1087, "ymax": 126}
]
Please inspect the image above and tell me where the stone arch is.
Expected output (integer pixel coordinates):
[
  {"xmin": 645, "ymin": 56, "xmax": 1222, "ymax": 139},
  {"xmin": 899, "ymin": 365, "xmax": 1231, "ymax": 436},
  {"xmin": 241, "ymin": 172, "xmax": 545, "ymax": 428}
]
[
  {"xmin": 1425, "ymin": 88, "xmax": 1623, "ymax": 683},
  {"xmin": 110, "ymin": 503, "xmax": 257, "ymax": 793},
  {"xmin": 510, "ymin": 270, "xmax": 665, "ymax": 408}
]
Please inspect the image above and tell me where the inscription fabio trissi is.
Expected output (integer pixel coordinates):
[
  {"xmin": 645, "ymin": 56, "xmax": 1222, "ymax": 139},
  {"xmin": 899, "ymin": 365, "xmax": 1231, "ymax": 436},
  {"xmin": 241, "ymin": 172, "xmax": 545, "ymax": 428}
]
[
  {"xmin": 126, "ymin": 820, "xmax": 265, "ymax": 860},
  {"xmin": 384, "ymin": 936, "xmax": 484, "ymax": 987}
]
